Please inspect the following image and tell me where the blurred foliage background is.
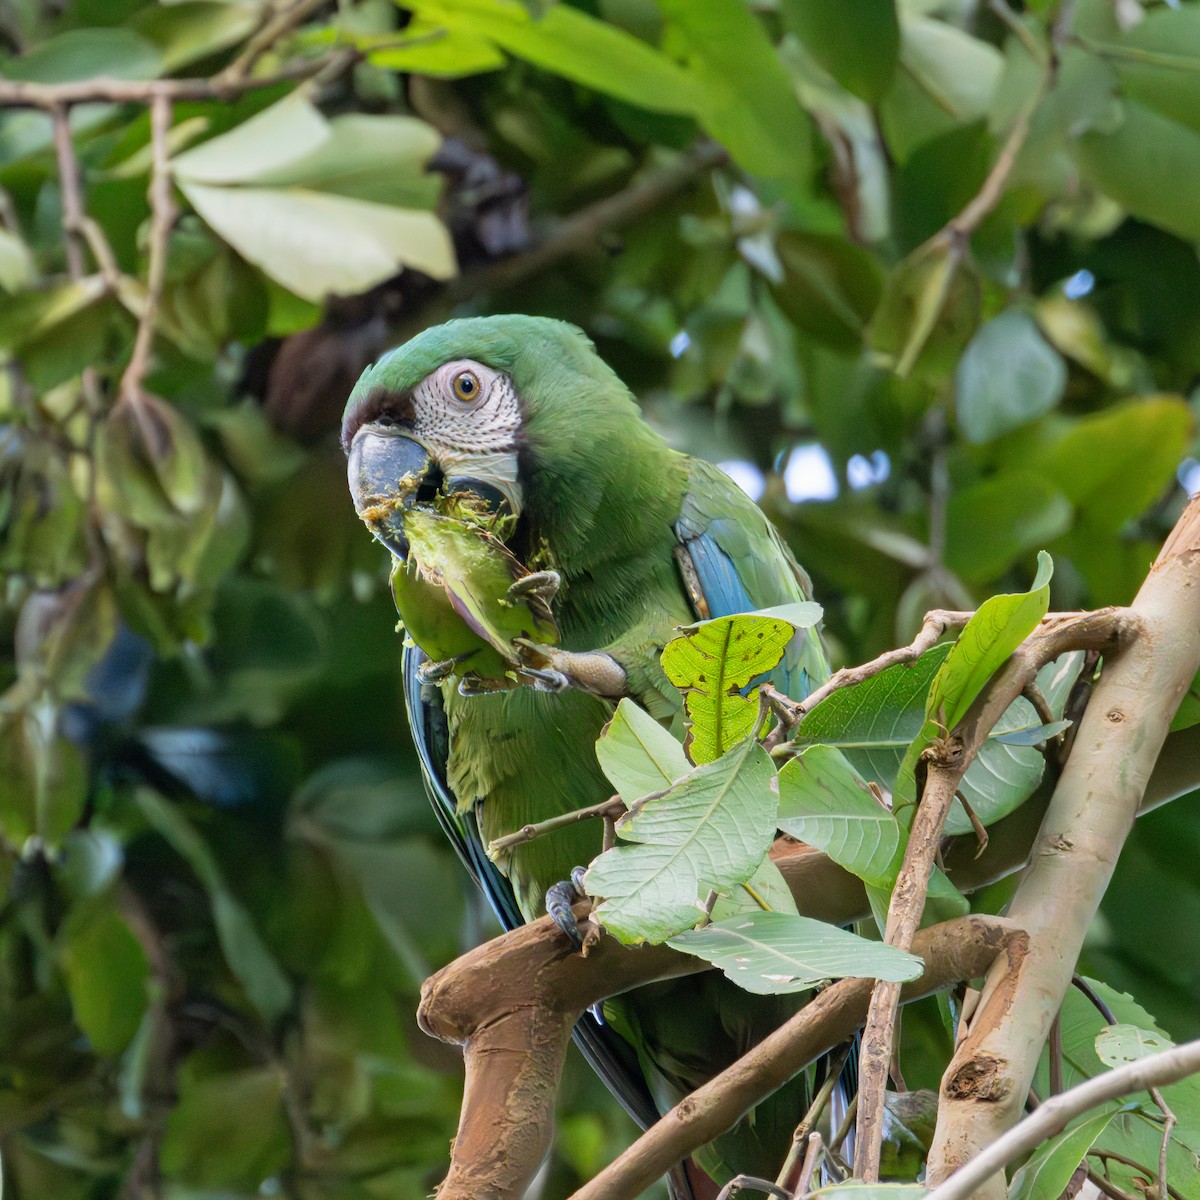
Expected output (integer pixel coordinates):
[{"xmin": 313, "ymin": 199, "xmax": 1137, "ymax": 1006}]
[{"xmin": 1, "ymin": 0, "xmax": 1200, "ymax": 1196}]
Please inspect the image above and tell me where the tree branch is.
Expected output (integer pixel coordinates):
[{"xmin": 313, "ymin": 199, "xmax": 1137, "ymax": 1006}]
[
  {"xmin": 923, "ymin": 1039, "xmax": 1200, "ymax": 1200},
  {"xmin": 926, "ymin": 495, "xmax": 1200, "ymax": 1194},
  {"xmin": 119, "ymin": 91, "xmax": 174, "ymax": 409},
  {"xmin": 567, "ymin": 917, "xmax": 1024, "ymax": 1200}
]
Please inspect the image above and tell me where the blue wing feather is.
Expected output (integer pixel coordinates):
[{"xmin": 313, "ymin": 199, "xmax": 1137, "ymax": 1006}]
[{"xmin": 402, "ymin": 644, "xmax": 661, "ymax": 1132}]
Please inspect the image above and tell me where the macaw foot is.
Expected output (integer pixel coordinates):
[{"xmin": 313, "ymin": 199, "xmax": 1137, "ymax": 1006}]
[
  {"xmin": 416, "ymin": 653, "xmax": 472, "ymax": 684},
  {"xmin": 506, "ymin": 569, "xmax": 561, "ymax": 606},
  {"xmin": 545, "ymin": 865, "xmax": 590, "ymax": 950},
  {"xmin": 513, "ymin": 640, "xmax": 627, "ymax": 698}
]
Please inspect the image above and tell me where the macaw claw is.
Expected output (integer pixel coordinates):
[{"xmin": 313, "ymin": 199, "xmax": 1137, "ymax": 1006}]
[
  {"xmin": 416, "ymin": 653, "xmax": 472, "ymax": 684},
  {"xmin": 513, "ymin": 640, "xmax": 628, "ymax": 698},
  {"xmin": 506, "ymin": 569, "xmax": 561, "ymax": 605},
  {"xmin": 545, "ymin": 866, "xmax": 590, "ymax": 950}
]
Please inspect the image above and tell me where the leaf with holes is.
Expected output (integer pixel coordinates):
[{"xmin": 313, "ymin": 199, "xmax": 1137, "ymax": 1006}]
[{"xmin": 661, "ymin": 612, "xmax": 797, "ymax": 764}]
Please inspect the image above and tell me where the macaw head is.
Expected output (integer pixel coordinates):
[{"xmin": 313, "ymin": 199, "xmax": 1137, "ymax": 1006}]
[{"xmin": 341, "ymin": 315, "xmax": 652, "ymax": 561}]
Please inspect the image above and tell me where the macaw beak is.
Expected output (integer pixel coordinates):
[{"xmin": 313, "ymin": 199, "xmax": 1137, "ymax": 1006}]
[
  {"xmin": 347, "ymin": 425, "xmax": 514, "ymax": 559},
  {"xmin": 347, "ymin": 427, "xmax": 436, "ymax": 559}
]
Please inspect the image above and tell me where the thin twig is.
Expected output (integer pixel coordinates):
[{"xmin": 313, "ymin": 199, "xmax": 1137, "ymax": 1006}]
[
  {"xmin": 793, "ymin": 1133, "xmax": 824, "ymax": 1199},
  {"xmin": 1148, "ymin": 1087, "xmax": 1177, "ymax": 1200},
  {"xmin": 218, "ymin": 0, "xmax": 330, "ymax": 84},
  {"xmin": 487, "ymin": 796, "xmax": 626, "ymax": 856},
  {"xmin": 855, "ymin": 735, "xmax": 966, "ymax": 1180},
  {"xmin": 0, "ymin": 53, "xmax": 353, "ymax": 109},
  {"xmin": 1090, "ymin": 1149, "xmax": 1186, "ymax": 1200},
  {"xmin": 774, "ymin": 1044, "xmax": 852, "ymax": 1190},
  {"xmin": 1022, "ymin": 681, "xmax": 1055, "ymax": 727},
  {"xmin": 1086, "ymin": 1167, "xmax": 1142, "ymax": 1200},
  {"xmin": 1072, "ymin": 975, "xmax": 1119, "ymax": 1025},
  {"xmin": 1049, "ymin": 1011, "xmax": 1063, "ymax": 1096},
  {"xmin": 764, "ymin": 610, "xmax": 974, "ymax": 750},
  {"xmin": 51, "ymin": 105, "xmax": 85, "ymax": 279},
  {"xmin": 714, "ymin": 1176, "xmax": 790, "ymax": 1200},
  {"xmin": 923, "ymin": 1040, "xmax": 1200, "ymax": 1200},
  {"xmin": 119, "ymin": 91, "xmax": 175, "ymax": 409}
]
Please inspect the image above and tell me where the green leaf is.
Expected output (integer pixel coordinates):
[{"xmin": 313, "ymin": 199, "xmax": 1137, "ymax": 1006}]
[
  {"xmin": 868, "ymin": 237, "xmax": 981, "ymax": 382},
  {"xmin": 896, "ymin": 16, "xmax": 1003, "ymax": 125},
  {"xmin": 1008, "ymin": 1106, "xmax": 1122, "ymax": 1200},
  {"xmin": 131, "ymin": 1, "xmax": 261, "ymax": 74},
  {"xmin": 1109, "ymin": 7, "xmax": 1200, "ymax": 136},
  {"xmin": 178, "ymin": 180, "xmax": 456, "ymax": 302},
  {"xmin": 661, "ymin": 612, "xmax": 795, "ymax": 764},
  {"xmin": 357, "ymin": 20, "xmax": 507, "ymax": 77},
  {"xmin": 927, "ymin": 552, "xmax": 1053, "ymax": 732},
  {"xmin": 0, "ymin": 277, "xmax": 108, "ymax": 351},
  {"xmin": 135, "ymin": 789, "xmax": 292, "ymax": 1021},
  {"xmin": 668, "ymin": 910, "xmax": 922, "ymax": 995},
  {"xmin": 59, "ymin": 902, "xmax": 149, "ymax": 1056},
  {"xmin": 769, "ymin": 232, "xmax": 885, "ymax": 353},
  {"xmin": 596, "ymin": 698, "xmax": 690, "ymax": 804},
  {"xmin": 0, "ymin": 227, "xmax": 35, "ymax": 292},
  {"xmin": 1095, "ymin": 1023, "xmax": 1176, "ymax": 1067},
  {"xmin": 782, "ymin": 0, "xmax": 899, "ymax": 102},
  {"xmin": 777, "ymin": 746, "xmax": 903, "ymax": 887},
  {"xmin": 402, "ymin": 0, "xmax": 703, "ymax": 114},
  {"xmin": 160, "ymin": 1066, "xmax": 289, "ymax": 1189},
  {"xmin": 173, "ymin": 93, "xmax": 331, "ymax": 185},
  {"xmin": 808, "ymin": 1186, "xmax": 930, "ymax": 1199},
  {"xmin": 955, "ymin": 311, "xmax": 1067, "ymax": 444},
  {"xmin": 1032, "ymin": 397, "xmax": 1192, "ymax": 532},
  {"xmin": 658, "ymin": 0, "xmax": 814, "ymax": 184},
  {"xmin": 944, "ymin": 473, "xmax": 1073, "ymax": 583},
  {"xmin": 585, "ymin": 737, "xmax": 778, "ymax": 944},
  {"xmin": 250, "ymin": 114, "xmax": 443, "ymax": 208},
  {"xmin": 710, "ymin": 856, "xmax": 801, "ymax": 922},
  {"xmin": 3, "ymin": 27, "xmax": 162, "ymax": 83},
  {"xmin": 1076, "ymin": 99, "xmax": 1200, "ymax": 241}
]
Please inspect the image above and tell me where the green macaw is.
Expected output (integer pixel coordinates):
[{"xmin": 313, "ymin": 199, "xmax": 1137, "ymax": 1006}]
[{"xmin": 342, "ymin": 315, "xmax": 840, "ymax": 1192}]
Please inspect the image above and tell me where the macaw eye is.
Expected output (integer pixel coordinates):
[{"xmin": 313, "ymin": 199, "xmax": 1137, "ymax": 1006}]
[{"xmin": 451, "ymin": 370, "xmax": 480, "ymax": 403}]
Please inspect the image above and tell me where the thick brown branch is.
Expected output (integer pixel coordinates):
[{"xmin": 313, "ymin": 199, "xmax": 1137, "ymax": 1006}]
[
  {"xmin": 567, "ymin": 917, "xmax": 1024, "ymax": 1200},
  {"xmin": 923, "ymin": 1039, "xmax": 1200, "ymax": 1200},
  {"xmin": 927, "ymin": 496, "xmax": 1200, "ymax": 1195},
  {"xmin": 854, "ymin": 607, "xmax": 1131, "ymax": 1179}
]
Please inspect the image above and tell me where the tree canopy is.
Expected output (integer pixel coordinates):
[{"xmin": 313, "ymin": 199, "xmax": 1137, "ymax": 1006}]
[{"xmin": 2, "ymin": 1, "xmax": 1200, "ymax": 1197}]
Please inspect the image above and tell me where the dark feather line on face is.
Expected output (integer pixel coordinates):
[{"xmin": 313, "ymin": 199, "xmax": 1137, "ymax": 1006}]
[{"xmin": 340, "ymin": 386, "xmax": 416, "ymax": 453}]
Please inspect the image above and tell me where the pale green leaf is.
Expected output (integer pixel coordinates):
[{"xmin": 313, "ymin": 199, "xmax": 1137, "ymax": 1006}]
[
  {"xmin": 249, "ymin": 113, "xmax": 443, "ymax": 208},
  {"xmin": 179, "ymin": 181, "xmax": 456, "ymax": 301},
  {"xmin": 1096, "ymin": 1023, "xmax": 1176, "ymax": 1067},
  {"xmin": 173, "ymin": 93, "xmax": 330, "ymax": 185},
  {"xmin": 596, "ymin": 698, "xmax": 690, "ymax": 804},
  {"xmin": 955, "ymin": 311, "xmax": 1067, "ymax": 444},
  {"xmin": 668, "ymin": 910, "xmax": 922, "ymax": 995},
  {"xmin": 585, "ymin": 738, "xmax": 778, "ymax": 944},
  {"xmin": 777, "ymin": 746, "xmax": 903, "ymax": 887},
  {"xmin": 710, "ymin": 856, "xmax": 801, "ymax": 922}
]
